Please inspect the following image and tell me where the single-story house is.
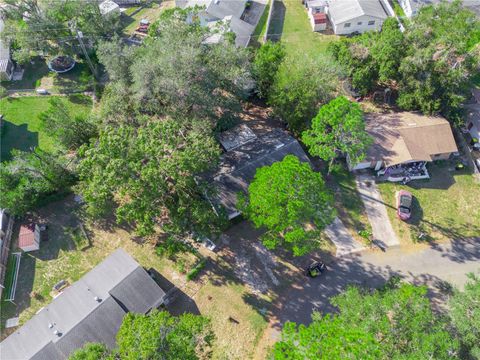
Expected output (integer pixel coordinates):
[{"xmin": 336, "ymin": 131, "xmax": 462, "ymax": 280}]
[
  {"xmin": 207, "ymin": 125, "xmax": 311, "ymax": 219},
  {"xmin": 176, "ymin": 0, "xmax": 267, "ymax": 47},
  {"xmin": 18, "ymin": 223, "xmax": 41, "ymax": 252},
  {"xmin": 0, "ymin": 249, "xmax": 166, "ymax": 360},
  {"xmin": 0, "ymin": 16, "xmax": 14, "ymax": 81},
  {"xmin": 350, "ymin": 112, "xmax": 458, "ymax": 181},
  {"xmin": 327, "ymin": 0, "xmax": 388, "ymax": 35},
  {"xmin": 99, "ymin": 0, "xmax": 121, "ymax": 16},
  {"xmin": 398, "ymin": 0, "xmax": 480, "ymax": 18}
]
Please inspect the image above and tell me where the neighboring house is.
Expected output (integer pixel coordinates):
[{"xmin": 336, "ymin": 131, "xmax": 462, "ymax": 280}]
[
  {"xmin": 398, "ymin": 0, "xmax": 480, "ymax": 18},
  {"xmin": 0, "ymin": 209, "xmax": 14, "ymax": 298},
  {"xmin": 350, "ymin": 112, "xmax": 458, "ymax": 181},
  {"xmin": 0, "ymin": 249, "xmax": 166, "ymax": 360},
  {"xmin": 109, "ymin": 0, "xmax": 142, "ymax": 4},
  {"xmin": 176, "ymin": 0, "xmax": 268, "ymax": 47},
  {"xmin": 207, "ymin": 125, "xmax": 311, "ymax": 219},
  {"xmin": 327, "ymin": 0, "xmax": 388, "ymax": 35},
  {"xmin": 0, "ymin": 16, "xmax": 14, "ymax": 81},
  {"xmin": 305, "ymin": 0, "xmax": 328, "ymax": 31},
  {"xmin": 99, "ymin": 0, "xmax": 121, "ymax": 16}
]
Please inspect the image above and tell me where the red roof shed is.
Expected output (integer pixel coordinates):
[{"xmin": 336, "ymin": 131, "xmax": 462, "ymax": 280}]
[
  {"xmin": 19, "ymin": 223, "xmax": 40, "ymax": 252},
  {"xmin": 313, "ymin": 13, "xmax": 327, "ymax": 24}
]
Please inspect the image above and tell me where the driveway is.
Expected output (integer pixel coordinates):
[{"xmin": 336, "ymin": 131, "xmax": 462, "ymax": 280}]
[
  {"xmin": 325, "ymin": 217, "xmax": 366, "ymax": 256},
  {"xmin": 355, "ymin": 174, "xmax": 399, "ymax": 247}
]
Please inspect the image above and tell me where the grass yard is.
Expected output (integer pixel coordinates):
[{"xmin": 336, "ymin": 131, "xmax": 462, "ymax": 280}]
[
  {"xmin": 0, "ymin": 197, "xmax": 268, "ymax": 359},
  {"xmin": 378, "ymin": 162, "xmax": 480, "ymax": 244},
  {"xmin": 1, "ymin": 59, "xmax": 93, "ymax": 92},
  {"xmin": 269, "ymin": 0, "xmax": 337, "ymax": 58},
  {"xmin": 330, "ymin": 165, "xmax": 372, "ymax": 244},
  {"xmin": 121, "ymin": 1, "xmax": 173, "ymax": 35},
  {"xmin": 0, "ymin": 95, "xmax": 92, "ymax": 161}
]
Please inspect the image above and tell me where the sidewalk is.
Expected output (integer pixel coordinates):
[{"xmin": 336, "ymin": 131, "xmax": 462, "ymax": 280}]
[{"xmin": 355, "ymin": 174, "xmax": 399, "ymax": 247}]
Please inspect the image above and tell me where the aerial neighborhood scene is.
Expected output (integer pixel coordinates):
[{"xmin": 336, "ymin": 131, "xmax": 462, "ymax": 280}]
[{"xmin": 0, "ymin": 0, "xmax": 480, "ymax": 358}]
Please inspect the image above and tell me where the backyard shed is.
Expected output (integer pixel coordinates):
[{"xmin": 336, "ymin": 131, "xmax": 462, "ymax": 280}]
[
  {"xmin": 18, "ymin": 223, "xmax": 40, "ymax": 252},
  {"xmin": 311, "ymin": 12, "xmax": 327, "ymax": 31}
]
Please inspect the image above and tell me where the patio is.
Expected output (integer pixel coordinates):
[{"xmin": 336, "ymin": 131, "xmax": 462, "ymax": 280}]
[{"xmin": 377, "ymin": 161, "xmax": 430, "ymax": 182}]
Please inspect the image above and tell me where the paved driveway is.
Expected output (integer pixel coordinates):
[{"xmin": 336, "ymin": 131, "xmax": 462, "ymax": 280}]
[{"xmin": 355, "ymin": 174, "xmax": 399, "ymax": 247}]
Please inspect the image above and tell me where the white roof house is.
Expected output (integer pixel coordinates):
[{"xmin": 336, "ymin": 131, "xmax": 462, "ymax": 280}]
[
  {"xmin": 398, "ymin": 0, "xmax": 480, "ymax": 18},
  {"xmin": 327, "ymin": 0, "xmax": 388, "ymax": 35},
  {"xmin": 99, "ymin": 0, "xmax": 121, "ymax": 16},
  {"xmin": 176, "ymin": 0, "xmax": 268, "ymax": 47},
  {"xmin": 0, "ymin": 16, "xmax": 14, "ymax": 81}
]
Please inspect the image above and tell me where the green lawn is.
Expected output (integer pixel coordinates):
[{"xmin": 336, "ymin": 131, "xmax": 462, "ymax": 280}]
[
  {"xmin": 0, "ymin": 95, "xmax": 93, "ymax": 161},
  {"xmin": 378, "ymin": 162, "xmax": 480, "ymax": 244},
  {"xmin": 270, "ymin": 0, "xmax": 337, "ymax": 58},
  {"xmin": 1, "ymin": 59, "xmax": 93, "ymax": 92},
  {"xmin": 121, "ymin": 1, "xmax": 172, "ymax": 35},
  {"xmin": 329, "ymin": 164, "xmax": 371, "ymax": 244}
]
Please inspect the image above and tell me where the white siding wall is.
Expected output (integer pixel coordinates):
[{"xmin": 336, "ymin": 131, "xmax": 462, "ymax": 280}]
[{"xmin": 332, "ymin": 15, "xmax": 384, "ymax": 35}]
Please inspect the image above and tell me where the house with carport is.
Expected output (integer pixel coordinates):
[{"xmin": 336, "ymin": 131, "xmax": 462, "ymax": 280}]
[{"xmin": 349, "ymin": 112, "xmax": 458, "ymax": 182}]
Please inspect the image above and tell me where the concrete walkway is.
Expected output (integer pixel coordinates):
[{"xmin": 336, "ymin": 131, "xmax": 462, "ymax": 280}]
[
  {"xmin": 325, "ymin": 217, "xmax": 366, "ymax": 256},
  {"xmin": 355, "ymin": 174, "xmax": 399, "ymax": 247}
]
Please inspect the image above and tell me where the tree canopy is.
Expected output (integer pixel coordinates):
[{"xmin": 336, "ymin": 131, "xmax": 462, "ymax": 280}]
[
  {"xmin": 1, "ymin": 0, "xmax": 121, "ymax": 63},
  {"xmin": 273, "ymin": 282, "xmax": 458, "ymax": 359},
  {"xmin": 329, "ymin": 2, "xmax": 480, "ymax": 122},
  {"xmin": 39, "ymin": 97, "xmax": 97, "ymax": 150},
  {"xmin": 252, "ymin": 41, "xmax": 286, "ymax": 99},
  {"xmin": 239, "ymin": 155, "xmax": 335, "ymax": 256},
  {"xmin": 77, "ymin": 118, "xmax": 224, "ymax": 237},
  {"xmin": 69, "ymin": 311, "xmax": 213, "ymax": 360},
  {"xmin": 0, "ymin": 149, "xmax": 75, "ymax": 216},
  {"xmin": 97, "ymin": 14, "xmax": 252, "ymax": 128},
  {"xmin": 302, "ymin": 96, "xmax": 372, "ymax": 173},
  {"xmin": 450, "ymin": 273, "xmax": 480, "ymax": 359},
  {"xmin": 268, "ymin": 55, "xmax": 341, "ymax": 134}
]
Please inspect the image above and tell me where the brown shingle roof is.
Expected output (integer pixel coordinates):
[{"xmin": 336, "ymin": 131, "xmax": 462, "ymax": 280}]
[{"xmin": 364, "ymin": 112, "xmax": 458, "ymax": 166}]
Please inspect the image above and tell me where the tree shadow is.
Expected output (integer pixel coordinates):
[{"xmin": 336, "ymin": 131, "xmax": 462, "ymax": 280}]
[{"xmin": 0, "ymin": 121, "xmax": 39, "ymax": 162}]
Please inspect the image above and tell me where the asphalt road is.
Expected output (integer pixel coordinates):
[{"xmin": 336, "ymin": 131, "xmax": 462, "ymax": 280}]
[{"xmin": 271, "ymin": 237, "xmax": 480, "ymax": 329}]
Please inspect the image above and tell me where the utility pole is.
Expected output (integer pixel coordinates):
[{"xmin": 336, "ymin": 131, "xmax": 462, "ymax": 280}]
[{"xmin": 69, "ymin": 21, "xmax": 98, "ymax": 81}]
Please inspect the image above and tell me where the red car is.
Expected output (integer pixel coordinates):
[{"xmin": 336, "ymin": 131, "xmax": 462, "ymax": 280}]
[{"xmin": 396, "ymin": 190, "xmax": 413, "ymax": 221}]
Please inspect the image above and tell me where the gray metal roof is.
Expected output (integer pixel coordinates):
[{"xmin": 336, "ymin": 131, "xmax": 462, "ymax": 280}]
[
  {"xmin": 0, "ymin": 249, "xmax": 166, "ymax": 360},
  {"xmin": 208, "ymin": 127, "xmax": 311, "ymax": 218},
  {"xmin": 328, "ymin": 0, "xmax": 388, "ymax": 25}
]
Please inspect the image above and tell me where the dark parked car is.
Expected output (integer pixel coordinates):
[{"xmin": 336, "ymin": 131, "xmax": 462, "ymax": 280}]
[
  {"xmin": 396, "ymin": 190, "xmax": 413, "ymax": 221},
  {"xmin": 305, "ymin": 262, "xmax": 326, "ymax": 278}
]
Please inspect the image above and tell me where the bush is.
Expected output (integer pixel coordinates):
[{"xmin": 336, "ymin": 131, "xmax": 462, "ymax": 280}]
[
  {"xmin": 155, "ymin": 236, "xmax": 192, "ymax": 259},
  {"xmin": 186, "ymin": 258, "xmax": 207, "ymax": 281}
]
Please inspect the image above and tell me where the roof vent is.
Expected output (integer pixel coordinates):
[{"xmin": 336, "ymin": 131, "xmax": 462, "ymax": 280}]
[
  {"xmin": 53, "ymin": 330, "xmax": 60, "ymax": 336},
  {"xmin": 48, "ymin": 323, "xmax": 53, "ymax": 329},
  {"xmin": 94, "ymin": 296, "xmax": 101, "ymax": 302},
  {"xmin": 275, "ymin": 143, "xmax": 285, "ymax": 150},
  {"xmin": 214, "ymin": 0, "xmax": 220, "ymax": 3}
]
